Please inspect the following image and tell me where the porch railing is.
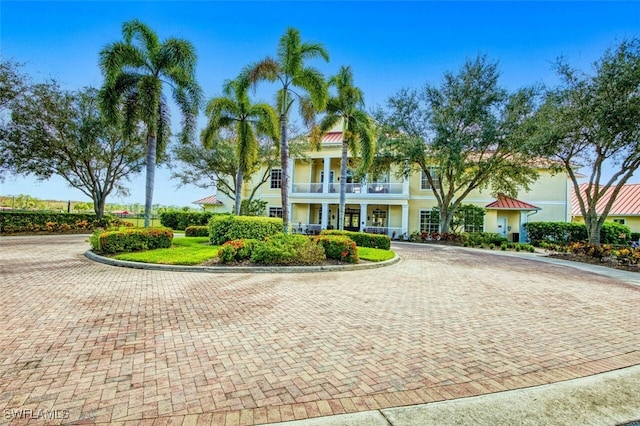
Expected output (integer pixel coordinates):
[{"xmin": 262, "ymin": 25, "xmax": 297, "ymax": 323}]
[{"xmin": 291, "ymin": 182, "xmax": 405, "ymax": 195}]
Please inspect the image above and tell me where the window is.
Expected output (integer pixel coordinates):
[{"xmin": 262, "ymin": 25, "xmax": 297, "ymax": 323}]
[
  {"xmin": 419, "ymin": 209, "xmax": 440, "ymax": 233},
  {"xmin": 268, "ymin": 207, "xmax": 283, "ymax": 218},
  {"xmin": 270, "ymin": 168, "xmax": 282, "ymax": 189},
  {"xmin": 320, "ymin": 170, "xmax": 334, "ymax": 183},
  {"xmin": 613, "ymin": 218, "xmax": 626, "ymax": 225},
  {"xmin": 462, "ymin": 209, "xmax": 484, "ymax": 233},
  {"xmin": 421, "ymin": 168, "xmax": 440, "ymax": 190},
  {"xmin": 372, "ymin": 208, "xmax": 387, "ymax": 227}
]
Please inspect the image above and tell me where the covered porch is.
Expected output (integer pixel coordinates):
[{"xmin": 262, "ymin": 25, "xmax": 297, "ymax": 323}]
[
  {"xmin": 485, "ymin": 195, "xmax": 540, "ymax": 243},
  {"xmin": 290, "ymin": 202, "xmax": 408, "ymax": 239}
]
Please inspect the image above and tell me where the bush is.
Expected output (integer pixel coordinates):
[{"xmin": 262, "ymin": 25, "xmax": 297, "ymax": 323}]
[
  {"xmin": 91, "ymin": 228, "xmax": 173, "ymax": 254},
  {"xmin": 600, "ymin": 222, "xmax": 631, "ymax": 245},
  {"xmin": 631, "ymin": 232, "xmax": 640, "ymax": 242},
  {"xmin": 209, "ymin": 215, "xmax": 283, "ymax": 245},
  {"xmin": 250, "ymin": 234, "xmax": 326, "ymax": 265},
  {"xmin": 313, "ymin": 235, "xmax": 359, "ymax": 263},
  {"xmin": 185, "ymin": 226, "xmax": 209, "ymax": 237},
  {"xmin": 462, "ymin": 232, "xmax": 507, "ymax": 246},
  {"xmin": 218, "ymin": 239, "xmax": 259, "ymax": 263},
  {"xmin": 321, "ymin": 229, "xmax": 391, "ymax": 250},
  {"xmin": 0, "ymin": 211, "xmax": 107, "ymax": 234},
  {"xmin": 419, "ymin": 232, "xmax": 463, "ymax": 243},
  {"xmin": 159, "ymin": 211, "xmax": 228, "ymax": 230},
  {"xmin": 524, "ymin": 221, "xmax": 631, "ymax": 245}
]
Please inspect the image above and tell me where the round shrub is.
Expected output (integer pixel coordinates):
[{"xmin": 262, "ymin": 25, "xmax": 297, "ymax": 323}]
[
  {"xmin": 313, "ymin": 235, "xmax": 359, "ymax": 263},
  {"xmin": 185, "ymin": 226, "xmax": 209, "ymax": 237}
]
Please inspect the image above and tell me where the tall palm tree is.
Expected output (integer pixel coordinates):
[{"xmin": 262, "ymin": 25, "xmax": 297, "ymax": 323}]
[
  {"xmin": 316, "ymin": 66, "xmax": 375, "ymax": 231},
  {"xmin": 245, "ymin": 27, "xmax": 329, "ymax": 232},
  {"xmin": 99, "ymin": 19, "xmax": 202, "ymax": 227},
  {"xmin": 202, "ymin": 76, "xmax": 279, "ymax": 215}
]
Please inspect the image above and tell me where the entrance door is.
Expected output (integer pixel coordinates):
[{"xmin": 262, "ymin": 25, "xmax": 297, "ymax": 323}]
[
  {"xmin": 497, "ymin": 216, "xmax": 507, "ymax": 238},
  {"xmin": 344, "ymin": 208, "xmax": 360, "ymax": 232}
]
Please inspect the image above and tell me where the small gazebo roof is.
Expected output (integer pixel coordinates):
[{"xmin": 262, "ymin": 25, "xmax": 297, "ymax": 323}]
[
  {"xmin": 486, "ymin": 194, "xmax": 540, "ymax": 211},
  {"xmin": 193, "ymin": 195, "xmax": 223, "ymax": 205}
]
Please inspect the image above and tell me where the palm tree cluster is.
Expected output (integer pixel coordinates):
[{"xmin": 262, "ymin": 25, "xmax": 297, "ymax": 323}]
[{"xmin": 99, "ymin": 21, "xmax": 375, "ymax": 230}]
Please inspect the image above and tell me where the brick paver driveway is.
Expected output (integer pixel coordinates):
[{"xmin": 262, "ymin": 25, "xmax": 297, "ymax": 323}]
[{"xmin": 1, "ymin": 235, "xmax": 639, "ymax": 425}]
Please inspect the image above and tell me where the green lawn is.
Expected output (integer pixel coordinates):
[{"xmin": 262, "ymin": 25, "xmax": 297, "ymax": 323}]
[
  {"xmin": 358, "ymin": 247, "xmax": 396, "ymax": 262},
  {"xmin": 114, "ymin": 237, "xmax": 220, "ymax": 265},
  {"xmin": 112, "ymin": 236, "xmax": 395, "ymax": 266}
]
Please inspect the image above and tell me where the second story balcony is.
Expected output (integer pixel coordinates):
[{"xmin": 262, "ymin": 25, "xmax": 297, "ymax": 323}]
[{"xmin": 291, "ymin": 182, "xmax": 407, "ymax": 196}]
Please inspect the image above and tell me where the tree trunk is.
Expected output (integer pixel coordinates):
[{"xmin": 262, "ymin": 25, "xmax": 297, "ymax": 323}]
[
  {"xmin": 280, "ymin": 117, "xmax": 290, "ymax": 233},
  {"xmin": 144, "ymin": 134, "xmax": 156, "ymax": 228},
  {"xmin": 585, "ymin": 212, "xmax": 601, "ymax": 245},
  {"xmin": 439, "ymin": 207, "xmax": 455, "ymax": 233},
  {"xmin": 338, "ymin": 140, "xmax": 348, "ymax": 231},
  {"xmin": 235, "ymin": 167, "xmax": 243, "ymax": 215},
  {"xmin": 93, "ymin": 192, "xmax": 107, "ymax": 221}
]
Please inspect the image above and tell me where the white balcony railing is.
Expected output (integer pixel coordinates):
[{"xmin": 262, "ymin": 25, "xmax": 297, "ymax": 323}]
[{"xmin": 291, "ymin": 182, "xmax": 405, "ymax": 195}]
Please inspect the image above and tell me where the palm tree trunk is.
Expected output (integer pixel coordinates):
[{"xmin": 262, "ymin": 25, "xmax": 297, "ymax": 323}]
[
  {"xmin": 280, "ymin": 117, "xmax": 290, "ymax": 233},
  {"xmin": 235, "ymin": 168, "xmax": 243, "ymax": 215},
  {"xmin": 144, "ymin": 134, "xmax": 156, "ymax": 228},
  {"xmin": 339, "ymin": 140, "xmax": 348, "ymax": 231}
]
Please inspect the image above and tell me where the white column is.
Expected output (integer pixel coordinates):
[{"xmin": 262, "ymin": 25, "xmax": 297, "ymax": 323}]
[
  {"xmin": 288, "ymin": 161, "xmax": 294, "ymax": 195},
  {"xmin": 402, "ymin": 176, "xmax": 410, "ymax": 195},
  {"xmin": 360, "ymin": 203, "xmax": 368, "ymax": 231},
  {"xmin": 520, "ymin": 211, "xmax": 528, "ymax": 243},
  {"xmin": 402, "ymin": 204, "xmax": 409, "ymax": 238},
  {"xmin": 288, "ymin": 203, "xmax": 293, "ymax": 231},
  {"xmin": 321, "ymin": 202, "xmax": 329, "ymax": 229},
  {"xmin": 322, "ymin": 156, "xmax": 331, "ymax": 194}
]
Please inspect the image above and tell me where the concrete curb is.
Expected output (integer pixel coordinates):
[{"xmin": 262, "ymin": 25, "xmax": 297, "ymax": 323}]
[{"xmin": 84, "ymin": 250, "xmax": 401, "ymax": 273}]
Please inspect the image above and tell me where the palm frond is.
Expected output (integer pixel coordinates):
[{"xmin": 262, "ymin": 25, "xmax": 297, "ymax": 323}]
[
  {"xmin": 293, "ymin": 67, "xmax": 328, "ymax": 111},
  {"xmin": 122, "ymin": 19, "xmax": 160, "ymax": 55}
]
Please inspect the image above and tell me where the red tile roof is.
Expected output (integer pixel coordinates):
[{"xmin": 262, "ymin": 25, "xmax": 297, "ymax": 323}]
[
  {"xmin": 486, "ymin": 194, "xmax": 540, "ymax": 211},
  {"xmin": 193, "ymin": 195, "xmax": 223, "ymax": 205},
  {"xmin": 571, "ymin": 183, "xmax": 640, "ymax": 216},
  {"xmin": 322, "ymin": 132, "xmax": 343, "ymax": 144}
]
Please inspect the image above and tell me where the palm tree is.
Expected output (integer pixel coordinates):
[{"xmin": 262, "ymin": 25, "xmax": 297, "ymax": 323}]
[
  {"xmin": 245, "ymin": 27, "xmax": 329, "ymax": 232},
  {"xmin": 315, "ymin": 66, "xmax": 375, "ymax": 231},
  {"xmin": 99, "ymin": 19, "xmax": 202, "ymax": 227},
  {"xmin": 202, "ymin": 76, "xmax": 279, "ymax": 215}
]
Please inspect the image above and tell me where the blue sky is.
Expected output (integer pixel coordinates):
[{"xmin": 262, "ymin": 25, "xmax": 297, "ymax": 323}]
[{"xmin": 2, "ymin": 1, "xmax": 639, "ymax": 208}]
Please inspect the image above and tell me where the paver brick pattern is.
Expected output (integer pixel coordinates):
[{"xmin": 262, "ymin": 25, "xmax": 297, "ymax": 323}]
[{"xmin": 1, "ymin": 235, "xmax": 639, "ymax": 425}]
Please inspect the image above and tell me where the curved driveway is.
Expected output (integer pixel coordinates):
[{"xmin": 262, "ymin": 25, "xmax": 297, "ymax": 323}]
[{"xmin": 1, "ymin": 235, "xmax": 639, "ymax": 424}]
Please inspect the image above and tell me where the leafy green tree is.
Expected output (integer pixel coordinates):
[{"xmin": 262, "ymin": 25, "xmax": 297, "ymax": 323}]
[
  {"xmin": 314, "ymin": 66, "xmax": 375, "ymax": 230},
  {"xmin": 172, "ymin": 131, "xmax": 306, "ymax": 211},
  {"xmin": 99, "ymin": 19, "xmax": 202, "ymax": 227},
  {"xmin": 201, "ymin": 76, "xmax": 279, "ymax": 215},
  {"xmin": 374, "ymin": 56, "xmax": 539, "ymax": 232},
  {"xmin": 245, "ymin": 27, "xmax": 329, "ymax": 232},
  {"xmin": 0, "ymin": 60, "xmax": 30, "ymax": 178},
  {"xmin": 2, "ymin": 85, "xmax": 145, "ymax": 218},
  {"xmin": 532, "ymin": 39, "xmax": 640, "ymax": 245}
]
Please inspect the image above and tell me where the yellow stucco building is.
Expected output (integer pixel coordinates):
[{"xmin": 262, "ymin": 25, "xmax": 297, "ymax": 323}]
[{"xmin": 212, "ymin": 128, "xmax": 572, "ymax": 242}]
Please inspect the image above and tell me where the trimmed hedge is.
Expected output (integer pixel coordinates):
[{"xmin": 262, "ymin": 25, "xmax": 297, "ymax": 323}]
[
  {"xmin": 524, "ymin": 221, "xmax": 630, "ymax": 245},
  {"xmin": 160, "ymin": 211, "xmax": 229, "ymax": 230},
  {"xmin": 313, "ymin": 235, "xmax": 359, "ymax": 263},
  {"xmin": 321, "ymin": 229, "xmax": 391, "ymax": 250},
  {"xmin": 209, "ymin": 215, "xmax": 283, "ymax": 245},
  {"xmin": 0, "ymin": 211, "xmax": 107, "ymax": 234},
  {"xmin": 185, "ymin": 226, "xmax": 209, "ymax": 237},
  {"xmin": 251, "ymin": 234, "xmax": 326, "ymax": 265},
  {"xmin": 90, "ymin": 228, "xmax": 173, "ymax": 254}
]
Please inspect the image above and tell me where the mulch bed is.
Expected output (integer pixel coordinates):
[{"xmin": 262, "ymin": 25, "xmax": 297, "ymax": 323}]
[{"xmin": 549, "ymin": 252, "xmax": 640, "ymax": 273}]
